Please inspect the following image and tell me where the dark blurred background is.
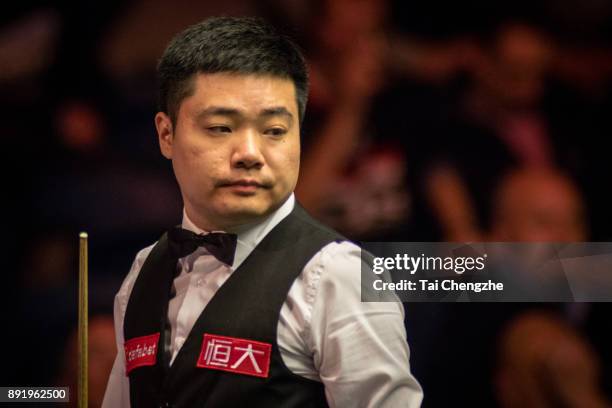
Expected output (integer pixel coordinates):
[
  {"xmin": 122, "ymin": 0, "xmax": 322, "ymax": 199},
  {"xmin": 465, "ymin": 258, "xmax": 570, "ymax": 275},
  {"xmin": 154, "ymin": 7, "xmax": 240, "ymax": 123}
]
[{"xmin": 2, "ymin": 0, "xmax": 612, "ymax": 406}]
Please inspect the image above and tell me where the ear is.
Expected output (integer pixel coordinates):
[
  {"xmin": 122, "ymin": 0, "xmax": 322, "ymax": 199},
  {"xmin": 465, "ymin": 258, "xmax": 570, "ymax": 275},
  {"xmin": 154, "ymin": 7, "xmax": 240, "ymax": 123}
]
[{"xmin": 155, "ymin": 112, "xmax": 174, "ymax": 159}]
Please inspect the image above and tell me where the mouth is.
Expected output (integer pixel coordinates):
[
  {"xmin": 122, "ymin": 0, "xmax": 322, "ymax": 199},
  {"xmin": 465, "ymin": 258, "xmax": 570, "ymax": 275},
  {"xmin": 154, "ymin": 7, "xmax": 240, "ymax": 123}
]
[{"xmin": 217, "ymin": 179, "xmax": 272, "ymax": 194}]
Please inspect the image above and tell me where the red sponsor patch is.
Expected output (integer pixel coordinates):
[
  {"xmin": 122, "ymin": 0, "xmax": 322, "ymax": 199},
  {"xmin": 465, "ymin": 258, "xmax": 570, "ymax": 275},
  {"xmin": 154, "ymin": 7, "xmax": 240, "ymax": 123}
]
[
  {"xmin": 197, "ymin": 333, "xmax": 272, "ymax": 378},
  {"xmin": 124, "ymin": 333, "xmax": 160, "ymax": 375}
]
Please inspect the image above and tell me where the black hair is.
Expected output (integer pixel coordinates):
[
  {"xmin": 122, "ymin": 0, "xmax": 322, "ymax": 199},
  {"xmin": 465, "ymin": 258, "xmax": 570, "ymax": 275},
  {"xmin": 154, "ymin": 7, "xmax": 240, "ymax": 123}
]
[{"xmin": 157, "ymin": 16, "xmax": 309, "ymax": 125}]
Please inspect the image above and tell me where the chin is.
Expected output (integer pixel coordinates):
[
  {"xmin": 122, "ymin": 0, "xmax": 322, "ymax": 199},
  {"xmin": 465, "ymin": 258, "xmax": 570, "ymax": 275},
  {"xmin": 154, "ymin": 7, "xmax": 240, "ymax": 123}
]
[{"xmin": 217, "ymin": 200, "xmax": 274, "ymax": 221}]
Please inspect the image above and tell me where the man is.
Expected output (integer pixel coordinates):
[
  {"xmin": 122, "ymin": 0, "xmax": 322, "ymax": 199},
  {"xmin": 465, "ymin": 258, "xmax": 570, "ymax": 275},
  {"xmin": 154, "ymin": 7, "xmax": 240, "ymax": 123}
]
[
  {"xmin": 102, "ymin": 17, "xmax": 422, "ymax": 407},
  {"xmin": 490, "ymin": 167, "xmax": 586, "ymax": 242}
]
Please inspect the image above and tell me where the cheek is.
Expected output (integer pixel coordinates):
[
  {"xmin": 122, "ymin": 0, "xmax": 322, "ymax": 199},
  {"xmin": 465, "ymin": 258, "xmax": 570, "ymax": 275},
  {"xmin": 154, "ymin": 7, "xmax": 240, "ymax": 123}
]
[
  {"xmin": 175, "ymin": 144, "xmax": 224, "ymax": 187},
  {"xmin": 288, "ymin": 154, "xmax": 300, "ymax": 181},
  {"xmin": 275, "ymin": 144, "xmax": 300, "ymax": 182}
]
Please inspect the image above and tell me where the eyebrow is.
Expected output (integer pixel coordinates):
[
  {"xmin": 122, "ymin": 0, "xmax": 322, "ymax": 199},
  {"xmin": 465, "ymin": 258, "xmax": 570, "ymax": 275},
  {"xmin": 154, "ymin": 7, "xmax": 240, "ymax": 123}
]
[
  {"xmin": 195, "ymin": 106, "xmax": 294, "ymax": 125},
  {"xmin": 195, "ymin": 106, "xmax": 241, "ymax": 118},
  {"xmin": 260, "ymin": 107, "xmax": 293, "ymax": 121}
]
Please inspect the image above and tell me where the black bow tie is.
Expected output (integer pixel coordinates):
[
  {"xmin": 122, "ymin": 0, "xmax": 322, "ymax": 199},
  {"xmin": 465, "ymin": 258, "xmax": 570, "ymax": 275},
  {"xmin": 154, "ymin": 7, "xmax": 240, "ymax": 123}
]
[{"xmin": 167, "ymin": 226, "xmax": 238, "ymax": 266}]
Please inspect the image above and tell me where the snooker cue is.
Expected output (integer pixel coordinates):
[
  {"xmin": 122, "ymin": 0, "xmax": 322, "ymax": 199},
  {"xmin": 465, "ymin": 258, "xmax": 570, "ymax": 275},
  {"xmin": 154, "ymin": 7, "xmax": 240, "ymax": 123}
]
[{"xmin": 78, "ymin": 232, "xmax": 88, "ymax": 408}]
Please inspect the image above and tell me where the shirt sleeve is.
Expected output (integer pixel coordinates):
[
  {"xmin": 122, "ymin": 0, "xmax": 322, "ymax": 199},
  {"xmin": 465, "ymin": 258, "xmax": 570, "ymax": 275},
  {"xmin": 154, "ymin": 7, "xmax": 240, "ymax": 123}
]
[
  {"xmin": 101, "ymin": 244, "xmax": 155, "ymax": 408},
  {"xmin": 305, "ymin": 241, "xmax": 423, "ymax": 408}
]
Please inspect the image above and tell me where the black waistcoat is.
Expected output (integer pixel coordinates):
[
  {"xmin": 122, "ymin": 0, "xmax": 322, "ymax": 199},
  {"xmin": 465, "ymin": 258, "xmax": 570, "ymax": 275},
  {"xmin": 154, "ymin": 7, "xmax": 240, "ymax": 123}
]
[{"xmin": 123, "ymin": 204, "xmax": 343, "ymax": 408}]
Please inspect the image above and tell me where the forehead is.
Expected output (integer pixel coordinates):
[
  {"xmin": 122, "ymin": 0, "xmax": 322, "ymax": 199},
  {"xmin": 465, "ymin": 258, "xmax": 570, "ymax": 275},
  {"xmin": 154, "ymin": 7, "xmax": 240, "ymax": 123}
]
[{"xmin": 181, "ymin": 73, "xmax": 298, "ymax": 117}]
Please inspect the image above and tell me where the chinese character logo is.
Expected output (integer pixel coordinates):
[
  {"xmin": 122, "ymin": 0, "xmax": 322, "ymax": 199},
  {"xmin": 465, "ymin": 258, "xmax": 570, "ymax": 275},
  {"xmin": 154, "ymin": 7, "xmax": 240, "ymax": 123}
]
[
  {"xmin": 197, "ymin": 333, "xmax": 271, "ymax": 378},
  {"xmin": 203, "ymin": 338, "xmax": 232, "ymax": 367}
]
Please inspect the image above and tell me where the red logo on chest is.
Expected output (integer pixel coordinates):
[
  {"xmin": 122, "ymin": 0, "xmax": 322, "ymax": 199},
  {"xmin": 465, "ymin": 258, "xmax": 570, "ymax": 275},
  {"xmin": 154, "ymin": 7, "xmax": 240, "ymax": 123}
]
[
  {"xmin": 124, "ymin": 333, "xmax": 160, "ymax": 375},
  {"xmin": 197, "ymin": 333, "xmax": 272, "ymax": 378}
]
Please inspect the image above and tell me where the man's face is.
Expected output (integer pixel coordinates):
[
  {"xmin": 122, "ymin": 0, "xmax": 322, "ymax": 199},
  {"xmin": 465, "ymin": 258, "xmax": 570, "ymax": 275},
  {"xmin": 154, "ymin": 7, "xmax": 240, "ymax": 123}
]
[{"xmin": 155, "ymin": 73, "xmax": 300, "ymax": 230}]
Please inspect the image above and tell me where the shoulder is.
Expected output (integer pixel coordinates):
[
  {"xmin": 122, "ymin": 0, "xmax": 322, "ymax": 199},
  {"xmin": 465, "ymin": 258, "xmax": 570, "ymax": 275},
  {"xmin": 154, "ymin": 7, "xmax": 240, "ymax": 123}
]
[
  {"xmin": 304, "ymin": 240, "xmax": 404, "ymax": 313},
  {"xmin": 112, "ymin": 241, "xmax": 157, "ymax": 345},
  {"xmin": 115, "ymin": 242, "xmax": 157, "ymax": 308},
  {"xmin": 311, "ymin": 240, "xmax": 362, "ymax": 271},
  {"xmin": 304, "ymin": 241, "xmax": 373, "ymax": 293}
]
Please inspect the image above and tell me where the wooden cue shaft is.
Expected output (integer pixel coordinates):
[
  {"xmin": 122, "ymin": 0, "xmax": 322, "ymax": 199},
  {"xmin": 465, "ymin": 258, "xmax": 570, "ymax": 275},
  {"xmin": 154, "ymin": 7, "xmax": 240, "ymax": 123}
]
[{"xmin": 78, "ymin": 232, "xmax": 88, "ymax": 408}]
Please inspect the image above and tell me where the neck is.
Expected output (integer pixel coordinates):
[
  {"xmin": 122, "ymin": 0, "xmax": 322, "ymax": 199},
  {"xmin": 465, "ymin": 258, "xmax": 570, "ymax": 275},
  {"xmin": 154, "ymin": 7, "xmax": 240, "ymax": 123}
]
[
  {"xmin": 183, "ymin": 203, "xmax": 269, "ymax": 234},
  {"xmin": 183, "ymin": 194, "xmax": 293, "ymax": 234},
  {"xmin": 183, "ymin": 204, "xmax": 225, "ymax": 233}
]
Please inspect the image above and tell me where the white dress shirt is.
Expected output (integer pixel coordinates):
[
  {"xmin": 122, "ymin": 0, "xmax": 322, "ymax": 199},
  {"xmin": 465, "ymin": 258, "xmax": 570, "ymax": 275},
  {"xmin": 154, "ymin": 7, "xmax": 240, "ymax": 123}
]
[{"xmin": 102, "ymin": 194, "xmax": 423, "ymax": 407}]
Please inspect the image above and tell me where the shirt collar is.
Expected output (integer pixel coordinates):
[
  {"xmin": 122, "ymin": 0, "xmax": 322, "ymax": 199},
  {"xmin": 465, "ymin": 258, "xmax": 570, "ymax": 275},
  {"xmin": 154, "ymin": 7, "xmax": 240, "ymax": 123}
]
[{"xmin": 181, "ymin": 193, "xmax": 295, "ymax": 270}]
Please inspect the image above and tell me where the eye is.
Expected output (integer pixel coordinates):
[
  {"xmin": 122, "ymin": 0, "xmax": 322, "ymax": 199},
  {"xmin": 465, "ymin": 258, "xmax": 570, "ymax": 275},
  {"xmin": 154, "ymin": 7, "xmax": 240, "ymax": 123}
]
[
  {"xmin": 264, "ymin": 127, "xmax": 287, "ymax": 137},
  {"xmin": 207, "ymin": 125, "xmax": 232, "ymax": 133}
]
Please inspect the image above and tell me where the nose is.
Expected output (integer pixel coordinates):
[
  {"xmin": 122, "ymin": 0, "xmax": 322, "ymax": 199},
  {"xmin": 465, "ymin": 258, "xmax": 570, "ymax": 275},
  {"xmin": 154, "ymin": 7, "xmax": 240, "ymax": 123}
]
[{"xmin": 231, "ymin": 130, "xmax": 264, "ymax": 170}]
